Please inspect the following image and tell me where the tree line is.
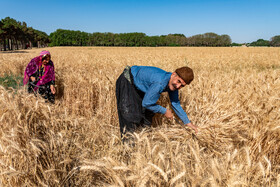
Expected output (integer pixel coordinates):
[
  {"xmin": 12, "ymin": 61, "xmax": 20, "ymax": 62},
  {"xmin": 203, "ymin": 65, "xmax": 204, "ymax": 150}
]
[
  {"xmin": 0, "ymin": 17, "xmax": 49, "ymax": 51},
  {"xmin": 248, "ymin": 36, "xmax": 280, "ymax": 47},
  {"xmin": 49, "ymin": 29, "xmax": 232, "ymax": 47},
  {"xmin": 1, "ymin": 17, "xmax": 280, "ymax": 51}
]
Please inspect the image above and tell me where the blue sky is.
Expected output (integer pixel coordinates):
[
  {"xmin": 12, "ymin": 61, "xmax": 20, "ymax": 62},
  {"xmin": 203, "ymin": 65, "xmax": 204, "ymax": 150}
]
[{"xmin": 1, "ymin": 0, "xmax": 279, "ymax": 43}]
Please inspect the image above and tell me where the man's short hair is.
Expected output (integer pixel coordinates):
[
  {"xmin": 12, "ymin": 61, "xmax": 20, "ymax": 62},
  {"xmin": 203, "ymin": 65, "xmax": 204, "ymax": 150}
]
[{"xmin": 175, "ymin": 66, "xmax": 194, "ymax": 85}]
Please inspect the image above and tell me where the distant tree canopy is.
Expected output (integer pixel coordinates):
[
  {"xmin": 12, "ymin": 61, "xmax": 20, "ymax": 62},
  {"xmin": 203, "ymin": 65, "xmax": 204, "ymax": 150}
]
[
  {"xmin": 49, "ymin": 30, "xmax": 232, "ymax": 47},
  {"xmin": 270, "ymin": 35, "xmax": 280, "ymax": 47},
  {"xmin": 0, "ymin": 17, "xmax": 49, "ymax": 51},
  {"xmin": 249, "ymin": 39, "xmax": 270, "ymax": 46},
  {"xmin": 231, "ymin": 43, "xmax": 243, "ymax": 47},
  {"xmin": 2, "ymin": 17, "xmax": 280, "ymax": 50},
  {"xmin": 186, "ymin": 33, "xmax": 232, "ymax": 47}
]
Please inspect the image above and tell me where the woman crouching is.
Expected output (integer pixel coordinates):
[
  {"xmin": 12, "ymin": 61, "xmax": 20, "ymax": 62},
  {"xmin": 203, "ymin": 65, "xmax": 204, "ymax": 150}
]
[{"xmin": 23, "ymin": 50, "xmax": 56, "ymax": 103}]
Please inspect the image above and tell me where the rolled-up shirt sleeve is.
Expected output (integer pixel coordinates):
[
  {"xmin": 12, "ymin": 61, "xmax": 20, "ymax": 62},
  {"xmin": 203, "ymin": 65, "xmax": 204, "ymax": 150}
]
[
  {"xmin": 142, "ymin": 83, "xmax": 167, "ymax": 114},
  {"xmin": 168, "ymin": 90, "xmax": 191, "ymax": 124}
]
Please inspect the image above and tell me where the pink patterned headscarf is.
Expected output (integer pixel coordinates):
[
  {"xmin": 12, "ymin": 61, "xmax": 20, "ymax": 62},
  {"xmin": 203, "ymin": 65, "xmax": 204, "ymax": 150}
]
[
  {"xmin": 40, "ymin": 50, "xmax": 51, "ymax": 57},
  {"xmin": 23, "ymin": 51, "xmax": 55, "ymax": 91}
]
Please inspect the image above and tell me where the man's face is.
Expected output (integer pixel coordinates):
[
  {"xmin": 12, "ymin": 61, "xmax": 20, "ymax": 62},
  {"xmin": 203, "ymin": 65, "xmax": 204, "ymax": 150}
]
[{"xmin": 168, "ymin": 72, "xmax": 187, "ymax": 91}]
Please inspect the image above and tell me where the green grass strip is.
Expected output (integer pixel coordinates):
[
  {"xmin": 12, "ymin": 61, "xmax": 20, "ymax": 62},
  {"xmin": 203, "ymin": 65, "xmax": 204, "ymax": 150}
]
[{"xmin": 0, "ymin": 74, "xmax": 23, "ymax": 89}]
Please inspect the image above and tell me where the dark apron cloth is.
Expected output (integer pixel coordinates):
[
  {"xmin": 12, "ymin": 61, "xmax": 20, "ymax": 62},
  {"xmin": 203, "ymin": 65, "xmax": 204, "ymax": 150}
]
[{"xmin": 28, "ymin": 67, "xmax": 55, "ymax": 103}]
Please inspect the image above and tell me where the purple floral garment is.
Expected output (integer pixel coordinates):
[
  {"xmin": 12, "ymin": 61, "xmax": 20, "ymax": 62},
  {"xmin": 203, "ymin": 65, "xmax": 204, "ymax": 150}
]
[{"xmin": 23, "ymin": 56, "xmax": 55, "ymax": 91}]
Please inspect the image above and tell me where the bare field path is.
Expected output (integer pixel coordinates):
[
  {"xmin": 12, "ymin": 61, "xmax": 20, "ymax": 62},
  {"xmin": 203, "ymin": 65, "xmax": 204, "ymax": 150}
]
[{"xmin": 1, "ymin": 47, "xmax": 280, "ymax": 186}]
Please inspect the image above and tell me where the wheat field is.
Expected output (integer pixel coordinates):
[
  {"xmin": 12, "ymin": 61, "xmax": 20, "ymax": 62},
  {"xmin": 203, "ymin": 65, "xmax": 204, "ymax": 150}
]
[{"xmin": 0, "ymin": 47, "xmax": 280, "ymax": 186}]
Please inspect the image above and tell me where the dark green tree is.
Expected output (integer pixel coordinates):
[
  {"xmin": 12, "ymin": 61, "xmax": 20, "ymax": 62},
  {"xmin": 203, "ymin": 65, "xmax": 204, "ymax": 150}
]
[
  {"xmin": 219, "ymin": 35, "xmax": 232, "ymax": 46},
  {"xmin": 250, "ymin": 39, "xmax": 270, "ymax": 46},
  {"xmin": 0, "ymin": 17, "xmax": 50, "ymax": 50},
  {"xmin": 1, "ymin": 17, "xmax": 18, "ymax": 50},
  {"xmin": 270, "ymin": 35, "xmax": 280, "ymax": 47}
]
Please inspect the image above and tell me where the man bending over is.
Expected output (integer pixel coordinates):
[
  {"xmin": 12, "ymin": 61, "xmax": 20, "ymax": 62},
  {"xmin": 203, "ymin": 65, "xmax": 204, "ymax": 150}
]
[{"xmin": 116, "ymin": 65, "xmax": 198, "ymax": 140}]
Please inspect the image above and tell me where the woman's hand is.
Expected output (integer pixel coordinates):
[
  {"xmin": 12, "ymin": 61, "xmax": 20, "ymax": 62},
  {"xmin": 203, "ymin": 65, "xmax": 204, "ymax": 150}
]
[
  {"xmin": 30, "ymin": 76, "xmax": 36, "ymax": 82},
  {"xmin": 50, "ymin": 85, "xmax": 56, "ymax": 94}
]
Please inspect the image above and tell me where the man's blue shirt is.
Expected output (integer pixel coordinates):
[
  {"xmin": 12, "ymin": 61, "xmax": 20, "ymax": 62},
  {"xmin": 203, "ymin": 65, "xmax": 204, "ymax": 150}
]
[{"xmin": 130, "ymin": 66, "xmax": 191, "ymax": 124}]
